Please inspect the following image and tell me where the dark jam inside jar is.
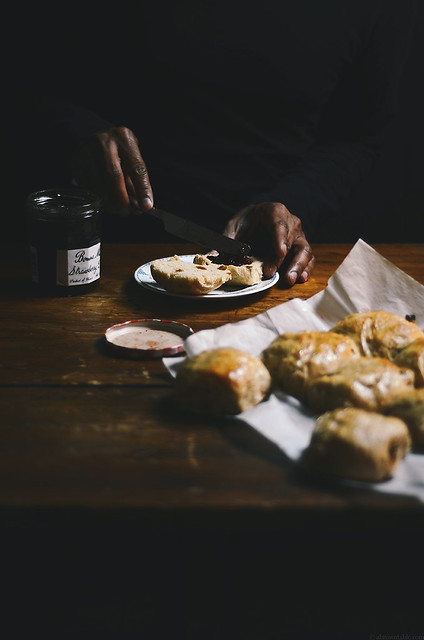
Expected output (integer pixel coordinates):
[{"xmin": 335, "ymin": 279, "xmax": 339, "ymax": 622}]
[{"xmin": 27, "ymin": 188, "xmax": 102, "ymax": 296}]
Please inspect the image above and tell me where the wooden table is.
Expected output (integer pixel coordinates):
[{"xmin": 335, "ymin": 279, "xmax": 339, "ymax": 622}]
[{"xmin": 2, "ymin": 242, "xmax": 424, "ymax": 637}]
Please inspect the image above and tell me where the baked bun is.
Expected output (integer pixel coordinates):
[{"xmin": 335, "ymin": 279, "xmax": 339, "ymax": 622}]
[
  {"xmin": 261, "ymin": 331, "xmax": 360, "ymax": 400},
  {"xmin": 193, "ymin": 254, "xmax": 263, "ymax": 286},
  {"xmin": 174, "ymin": 348, "xmax": 271, "ymax": 415},
  {"xmin": 301, "ymin": 407, "xmax": 411, "ymax": 482},
  {"xmin": 393, "ymin": 337, "xmax": 424, "ymax": 387},
  {"xmin": 150, "ymin": 255, "xmax": 231, "ymax": 295},
  {"xmin": 305, "ymin": 356, "xmax": 415, "ymax": 413},
  {"xmin": 385, "ymin": 388, "xmax": 424, "ymax": 449},
  {"xmin": 332, "ymin": 310, "xmax": 424, "ymax": 360}
]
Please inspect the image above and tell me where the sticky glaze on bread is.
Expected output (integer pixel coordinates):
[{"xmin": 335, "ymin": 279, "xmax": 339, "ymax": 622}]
[
  {"xmin": 385, "ymin": 388, "xmax": 424, "ymax": 449},
  {"xmin": 393, "ymin": 337, "xmax": 424, "ymax": 387},
  {"xmin": 174, "ymin": 347, "xmax": 271, "ymax": 415},
  {"xmin": 301, "ymin": 407, "xmax": 411, "ymax": 482},
  {"xmin": 332, "ymin": 310, "xmax": 424, "ymax": 360},
  {"xmin": 305, "ymin": 356, "xmax": 415, "ymax": 413},
  {"xmin": 261, "ymin": 331, "xmax": 360, "ymax": 401}
]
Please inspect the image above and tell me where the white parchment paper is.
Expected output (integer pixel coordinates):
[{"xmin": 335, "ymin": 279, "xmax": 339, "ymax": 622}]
[{"xmin": 164, "ymin": 239, "xmax": 424, "ymax": 502}]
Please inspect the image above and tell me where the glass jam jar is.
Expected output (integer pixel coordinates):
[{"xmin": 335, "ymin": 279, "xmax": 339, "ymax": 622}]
[{"xmin": 27, "ymin": 188, "xmax": 102, "ymax": 296}]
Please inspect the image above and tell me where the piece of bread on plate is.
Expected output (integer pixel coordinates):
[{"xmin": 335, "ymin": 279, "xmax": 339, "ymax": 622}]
[
  {"xmin": 301, "ymin": 407, "xmax": 411, "ymax": 482},
  {"xmin": 193, "ymin": 254, "xmax": 263, "ymax": 286},
  {"xmin": 150, "ymin": 255, "xmax": 231, "ymax": 295},
  {"xmin": 174, "ymin": 347, "xmax": 271, "ymax": 415},
  {"xmin": 261, "ymin": 331, "xmax": 360, "ymax": 401}
]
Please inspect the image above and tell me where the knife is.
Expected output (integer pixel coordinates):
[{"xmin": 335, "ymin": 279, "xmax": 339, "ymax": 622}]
[{"xmin": 146, "ymin": 207, "xmax": 251, "ymax": 258}]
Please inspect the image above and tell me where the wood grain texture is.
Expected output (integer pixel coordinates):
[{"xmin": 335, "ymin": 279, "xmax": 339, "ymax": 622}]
[
  {"xmin": 3, "ymin": 242, "xmax": 424, "ymax": 638},
  {"xmin": 2, "ymin": 242, "xmax": 424, "ymax": 520}
]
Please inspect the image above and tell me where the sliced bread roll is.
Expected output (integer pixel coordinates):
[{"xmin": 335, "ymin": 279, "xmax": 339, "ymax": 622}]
[
  {"xmin": 193, "ymin": 254, "xmax": 263, "ymax": 286},
  {"xmin": 150, "ymin": 255, "xmax": 231, "ymax": 295}
]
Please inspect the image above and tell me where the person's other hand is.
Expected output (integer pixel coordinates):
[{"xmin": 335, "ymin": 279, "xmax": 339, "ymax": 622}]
[
  {"xmin": 224, "ymin": 202, "xmax": 315, "ymax": 286},
  {"xmin": 71, "ymin": 126, "xmax": 154, "ymax": 216}
]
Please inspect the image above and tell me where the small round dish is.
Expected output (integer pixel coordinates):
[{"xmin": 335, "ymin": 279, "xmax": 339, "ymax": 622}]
[{"xmin": 104, "ymin": 319, "xmax": 194, "ymax": 358}]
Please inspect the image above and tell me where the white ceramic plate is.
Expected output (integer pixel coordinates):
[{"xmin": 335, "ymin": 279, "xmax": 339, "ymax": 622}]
[{"xmin": 134, "ymin": 254, "xmax": 279, "ymax": 299}]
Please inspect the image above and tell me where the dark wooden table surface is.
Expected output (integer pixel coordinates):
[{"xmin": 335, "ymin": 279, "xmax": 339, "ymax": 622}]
[{"xmin": 2, "ymin": 241, "xmax": 424, "ymax": 638}]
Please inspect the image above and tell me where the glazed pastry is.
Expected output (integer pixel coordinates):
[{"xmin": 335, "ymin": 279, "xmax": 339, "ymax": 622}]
[
  {"xmin": 193, "ymin": 253, "xmax": 263, "ymax": 286},
  {"xmin": 305, "ymin": 356, "xmax": 415, "ymax": 413},
  {"xmin": 332, "ymin": 310, "xmax": 424, "ymax": 360},
  {"xmin": 174, "ymin": 347, "xmax": 271, "ymax": 415},
  {"xmin": 301, "ymin": 407, "xmax": 411, "ymax": 482},
  {"xmin": 150, "ymin": 255, "xmax": 231, "ymax": 295},
  {"xmin": 261, "ymin": 331, "xmax": 360, "ymax": 400},
  {"xmin": 385, "ymin": 388, "xmax": 424, "ymax": 449},
  {"xmin": 393, "ymin": 337, "xmax": 424, "ymax": 387}
]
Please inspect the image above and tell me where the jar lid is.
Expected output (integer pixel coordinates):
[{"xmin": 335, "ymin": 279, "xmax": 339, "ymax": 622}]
[
  {"xmin": 26, "ymin": 187, "xmax": 102, "ymax": 219},
  {"xmin": 104, "ymin": 319, "xmax": 194, "ymax": 358}
]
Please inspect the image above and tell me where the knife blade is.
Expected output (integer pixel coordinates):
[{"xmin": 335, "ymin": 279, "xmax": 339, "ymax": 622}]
[{"xmin": 146, "ymin": 207, "xmax": 251, "ymax": 258}]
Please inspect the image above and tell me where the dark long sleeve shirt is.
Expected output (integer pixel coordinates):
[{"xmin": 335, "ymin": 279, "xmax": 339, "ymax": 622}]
[{"xmin": 10, "ymin": 0, "xmax": 416, "ymax": 240}]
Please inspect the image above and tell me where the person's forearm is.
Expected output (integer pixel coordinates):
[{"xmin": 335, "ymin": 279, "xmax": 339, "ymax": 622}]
[
  {"xmin": 250, "ymin": 0, "xmax": 416, "ymax": 240},
  {"xmin": 250, "ymin": 137, "xmax": 380, "ymax": 239}
]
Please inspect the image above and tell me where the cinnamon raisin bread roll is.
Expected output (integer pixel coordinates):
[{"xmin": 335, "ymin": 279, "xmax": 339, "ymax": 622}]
[
  {"xmin": 385, "ymin": 388, "xmax": 424, "ymax": 449},
  {"xmin": 305, "ymin": 356, "xmax": 415, "ymax": 413},
  {"xmin": 261, "ymin": 331, "xmax": 360, "ymax": 401},
  {"xmin": 332, "ymin": 310, "xmax": 424, "ymax": 360},
  {"xmin": 175, "ymin": 348, "xmax": 271, "ymax": 415},
  {"xmin": 301, "ymin": 407, "xmax": 411, "ymax": 482},
  {"xmin": 393, "ymin": 337, "xmax": 424, "ymax": 387}
]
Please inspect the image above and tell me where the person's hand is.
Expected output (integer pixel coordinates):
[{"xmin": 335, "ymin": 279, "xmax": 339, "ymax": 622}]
[
  {"xmin": 223, "ymin": 202, "xmax": 315, "ymax": 286},
  {"xmin": 71, "ymin": 126, "xmax": 154, "ymax": 216}
]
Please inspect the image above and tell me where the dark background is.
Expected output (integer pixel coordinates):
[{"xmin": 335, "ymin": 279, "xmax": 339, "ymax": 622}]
[
  {"xmin": 4, "ymin": 3, "xmax": 424, "ymax": 246},
  {"xmin": 2, "ymin": 6, "xmax": 424, "ymax": 638},
  {"xmin": 341, "ymin": 0, "xmax": 424, "ymax": 244}
]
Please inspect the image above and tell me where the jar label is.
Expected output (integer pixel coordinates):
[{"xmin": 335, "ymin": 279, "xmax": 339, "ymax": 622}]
[{"xmin": 56, "ymin": 243, "xmax": 101, "ymax": 286}]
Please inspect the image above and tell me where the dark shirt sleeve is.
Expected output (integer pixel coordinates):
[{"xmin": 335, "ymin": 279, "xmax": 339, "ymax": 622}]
[
  {"xmin": 11, "ymin": 102, "xmax": 113, "ymax": 199},
  {"xmin": 8, "ymin": 0, "xmax": 416, "ymax": 239},
  {"xmin": 249, "ymin": 0, "xmax": 416, "ymax": 239},
  {"xmin": 6, "ymin": 6, "xmax": 117, "ymax": 195}
]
